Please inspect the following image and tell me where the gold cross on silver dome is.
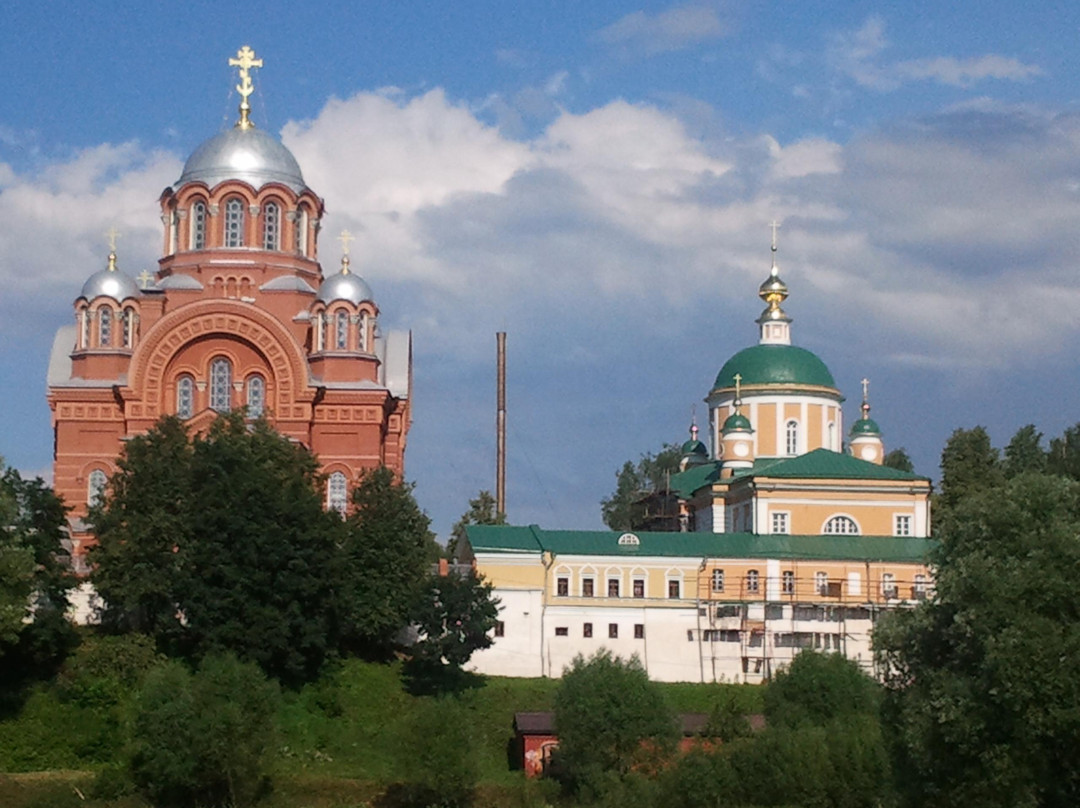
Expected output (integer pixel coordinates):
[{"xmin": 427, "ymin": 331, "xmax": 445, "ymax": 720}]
[
  {"xmin": 337, "ymin": 229, "xmax": 355, "ymax": 273},
  {"xmin": 229, "ymin": 46, "xmax": 263, "ymax": 130}
]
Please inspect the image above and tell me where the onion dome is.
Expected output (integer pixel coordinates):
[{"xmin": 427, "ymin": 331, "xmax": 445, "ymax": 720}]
[
  {"xmin": 723, "ymin": 412, "xmax": 752, "ymax": 433},
  {"xmin": 316, "ymin": 255, "xmax": 374, "ymax": 305},
  {"xmin": 714, "ymin": 345, "xmax": 835, "ymax": 389},
  {"xmin": 850, "ymin": 378, "xmax": 881, "ymax": 435},
  {"xmin": 80, "ymin": 251, "xmax": 139, "ymax": 301},
  {"xmin": 679, "ymin": 422, "xmax": 710, "ymax": 470},
  {"xmin": 177, "ymin": 127, "xmax": 306, "ymax": 192},
  {"xmin": 757, "ymin": 230, "xmax": 791, "ymax": 326}
]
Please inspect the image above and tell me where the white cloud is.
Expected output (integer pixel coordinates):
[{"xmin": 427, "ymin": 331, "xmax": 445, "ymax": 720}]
[
  {"xmin": 828, "ymin": 16, "xmax": 1042, "ymax": 91},
  {"xmin": 597, "ymin": 3, "xmax": 727, "ymax": 57}
]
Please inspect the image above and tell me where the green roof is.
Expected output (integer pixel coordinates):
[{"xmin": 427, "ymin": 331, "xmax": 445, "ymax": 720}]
[
  {"xmin": 714, "ymin": 344, "xmax": 836, "ymax": 390},
  {"xmin": 745, "ymin": 448, "xmax": 927, "ymax": 481},
  {"xmin": 850, "ymin": 418, "xmax": 881, "ymax": 435},
  {"xmin": 669, "ymin": 461, "xmax": 722, "ymax": 499},
  {"xmin": 681, "ymin": 438, "xmax": 708, "ymax": 456},
  {"xmin": 466, "ymin": 524, "xmax": 934, "ymax": 563}
]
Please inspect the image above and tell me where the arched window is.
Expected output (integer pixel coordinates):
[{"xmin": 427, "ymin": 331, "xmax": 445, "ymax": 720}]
[
  {"xmin": 314, "ymin": 312, "xmax": 324, "ymax": 352},
  {"xmin": 327, "ymin": 471, "xmax": 348, "ymax": 514},
  {"xmin": 122, "ymin": 308, "xmax": 135, "ymax": 348},
  {"xmin": 822, "ymin": 515, "xmax": 860, "ymax": 535},
  {"xmin": 295, "ymin": 207, "xmax": 308, "ymax": 255},
  {"xmin": 209, "ymin": 358, "xmax": 232, "ymax": 412},
  {"xmin": 99, "ymin": 307, "xmax": 112, "ymax": 347},
  {"xmin": 88, "ymin": 468, "xmax": 107, "ymax": 508},
  {"xmin": 224, "ymin": 198, "xmax": 245, "ymax": 248},
  {"xmin": 80, "ymin": 308, "xmax": 90, "ymax": 349},
  {"xmin": 335, "ymin": 311, "xmax": 348, "ymax": 349},
  {"xmin": 191, "ymin": 201, "xmax": 206, "ymax": 249},
  {"xmin": 359, "ymin": 312, "xmax": 369, "ymax": 352},
  {"xmin": 246, "ymin": 375, "xmax": 265, "ymax": 418},
  {"xmin": 746, "ymin": 569, "xmax": 760, "ymax": 593},
  {"xmin": 827, "ymin": 421, "xmax": 836, "ymax": 451},
  {"xmin": 177, "ymin": 375, "xmax": 194, "ymax": 419},
  {"xmin": 263, "ymin": 202, "xmax": 280, "ymax": 250},
  {"xmin": 785, "ymin": 420, "xmax": 799, "ymax": 455}
]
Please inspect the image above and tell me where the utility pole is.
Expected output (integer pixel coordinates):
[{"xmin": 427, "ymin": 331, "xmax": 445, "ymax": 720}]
[{"xmin": 496, "ymin": 332, "xmax": 507, "ymax": 516}]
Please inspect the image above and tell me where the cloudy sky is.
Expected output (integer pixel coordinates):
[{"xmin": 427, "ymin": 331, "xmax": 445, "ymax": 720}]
[{"xmin": 2, "ymin": 2, "xmax": 1078, "ymax": 538}]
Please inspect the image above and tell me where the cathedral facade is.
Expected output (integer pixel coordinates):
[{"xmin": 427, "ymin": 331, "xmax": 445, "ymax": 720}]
[
  {"xmin": 464, "ymin": 239, "xmax": 933, "ymax": 683},
  {"xmin": 47, "ymin": 49, "xmax": 411, "ymax": 570}
]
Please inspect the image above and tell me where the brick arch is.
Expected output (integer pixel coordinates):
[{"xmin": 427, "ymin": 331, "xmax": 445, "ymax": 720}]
[{"xmin": 126, "ymin": 299, "xmax": 311, "ymax": 412}]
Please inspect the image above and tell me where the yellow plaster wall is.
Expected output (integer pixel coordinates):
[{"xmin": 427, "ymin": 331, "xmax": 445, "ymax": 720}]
[
  {"xmin": 547, "ymin": 559, "xmax": 703, "ymax": 606},
  {"xmin": 696, "ymin": 559, "xmax": 931, "ymax": 604}
]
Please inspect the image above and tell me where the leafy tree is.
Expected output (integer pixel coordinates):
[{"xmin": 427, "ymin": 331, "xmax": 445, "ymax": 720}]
[
  {"xmin": 1004, "ymin": 424, "xmax": 1047, "ymax": 476},
  {"xmin": 875, "ymin": 472, "xmax": 1080, "ymax": 808},
  {"xmin": 883, "ymin": 447, "xmax": 915, "ymax": 473},
  {"xmin": 92, "ymin": 414, "xmax": 341, "ymax": 685},
  {"xmin": 1047, "ymin": 422, "xmax": 1080, "ymax": 481},
  {"xmin": 553, "ymin": 650, "xmax": 678, "ymax": 798},
  {"xmin": 937, "ymin": 426, "xmax": 1003, "ymax": 522},
  {"xmin": 131, "ymin": 653, "xmax": 279, "ymax": 808},
  {"xmin": 446, "ymin": 490, "xmax": 505, "ymax": 560},
  {"xmin": 337, "ymin": 466, "xmax": 438, "ymax": 657},
  {"xmin": 0, "ymin": 463, "xmax": 76, "ymax": 691},
  {"xmin": 410, "ymin": 571, "xmax": 499, "ymax": 669},
  {"xmin": 600, "ymin": 445, "xmax": 681, "ymax": 531},
  {"xmin": 764, "ymin": 650, "xmax": 880, "ymax": 729}
]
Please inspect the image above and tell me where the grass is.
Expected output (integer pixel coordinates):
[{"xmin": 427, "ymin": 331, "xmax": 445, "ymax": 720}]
[{"xmin": 0, "ymin": 653, "xmax": 762, "ymax": 806}]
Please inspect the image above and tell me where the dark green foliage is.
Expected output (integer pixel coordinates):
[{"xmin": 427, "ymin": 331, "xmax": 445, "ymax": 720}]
[
  {"xmin": 446, "ymin": 490, "xmax": 505, "ymax": 560},
  {"xmin": 92, "ymin": 415, "xmax": 341, "ymax": 685},
  {"xmin": 56, "ymin": 633, "xmax": 164, "ymax": 708},
  {"xmin": 876, "ymin": 472, "xmax": 1080, "ymax": 808},
  {"xmin": 764, "ymin": 650, "xmax": 880, "ymax": 730},
  {"xmin": 882, "ymin": 446, "xmax": 915, "ymax": 473},
  {"xmin": 337, "ymin": 466, "xmax": 438, "ymax": 657},
  {"xmin": 937, "ymin": 426, "xmax": 1003, "ymax": 523},
  {"xmin": 1047, "ymin": 422, "xmax": 1080, "ymax": 481},
  {"xmin": 1004, "ymin": 424, "xmax": 1047, "ymax": 476},
  {"xmin": 131, "ymin": 653, "xmax": 279, "ymax": 808},
  {"xmin": 553, "ymin": 650, "xmax": 678, "ymax": 798},
  {"xmin": 600, "ymin": 444, "xmax": 681, "ymax": 530}
]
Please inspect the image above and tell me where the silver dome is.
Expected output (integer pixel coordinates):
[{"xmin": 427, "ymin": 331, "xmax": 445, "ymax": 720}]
[
  {"xmin": 177, "ymin": 127, "xmax": 306, "ymax": 192},
  {"xmin": 80, "ymin": 268, "xmax": 139, "ymax": 301},
  {"xmin": 316, "ymin": 270, "xmax": 374, "ymax": 306}
]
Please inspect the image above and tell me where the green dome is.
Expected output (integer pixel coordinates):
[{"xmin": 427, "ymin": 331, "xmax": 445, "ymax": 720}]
[
  {"xmin": 850, "ymin": 418, "xmax": 881, "ymax": 435},
  {"xmin": 681, "ymin": 439, "xmax": 708, "ymax": 456},
  {"xmin": 723, "ymin": 413, "xmax": 752, "ymax": 432},
  {"xmin": 714, "ymin": 345, "xmax": 836, "ymax": 390}
]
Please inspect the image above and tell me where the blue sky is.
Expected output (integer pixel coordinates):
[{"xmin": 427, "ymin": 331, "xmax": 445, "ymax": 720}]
[{"xmin": 2, "ymin": 2, "xmax": 1079, "ymax": 538}]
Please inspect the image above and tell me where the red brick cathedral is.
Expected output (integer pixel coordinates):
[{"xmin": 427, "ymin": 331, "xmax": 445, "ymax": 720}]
[{"xmin": 47, "ymin": 48, "xmax": 412, "ymax": 568}]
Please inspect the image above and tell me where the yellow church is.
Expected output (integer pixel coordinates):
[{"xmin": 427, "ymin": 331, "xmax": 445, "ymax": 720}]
[{"xmin": 463, "ymin": 237, "xmax": 933, "ymax": 683}]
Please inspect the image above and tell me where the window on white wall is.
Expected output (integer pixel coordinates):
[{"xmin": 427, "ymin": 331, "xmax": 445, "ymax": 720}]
[
  {"xmin": 785, "ymin": 420, "xmax": 799, "ymax": 455},
  {"xmin": 823, "ymin": 515, "xmax": 859, "ymax": 535}
]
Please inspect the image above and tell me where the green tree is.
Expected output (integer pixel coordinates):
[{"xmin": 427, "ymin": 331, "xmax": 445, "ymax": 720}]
[
  {"xmin": 883, "ymin": 447, "xmax": 915, "ymax": 473},
  {"xmin": 1047, "ymin": 423, "xmax": 1080, "ymax": 481},
  {"xmin": 131, "ymin": 653, "xmax": 279, "ymax": 808},
  {"xmin": 92, "ymin": 415, "xmax": 341, "ymax": 685},
  {"xmin": 937, "ymin": 426, "xmax": 1003, "ymax": 522},
  {"xmin": 446, "ymin": 490, "xmax": 505, "ymax": 560},
  {"xmin": 875, "ymin": 472, "xmax": 1080, "ymax": 808},
  {"xmin": 553, "ymin": 650, "xmax": 678, "ymax": 798},
  {"xmin": 410, "ymin": 571, "xmax": 499, "ymax": 669},
  {"xmin": 600, "ymin": 444, "xmax": 681, "ymax": 531},
  {"xmin": 764, "ymin": 650, "xmax": 880, "ymax": 729},
  {"xmin": 384, "ymin": 697, "xmax": 479, "ymax": 808},
  {"xmin": 1004, "ymin": 424, "xmax": 1047, "ymax": 476},
  {"xmin": 337, "ymin": 466, "xmax": 438, "ymax": 656}
]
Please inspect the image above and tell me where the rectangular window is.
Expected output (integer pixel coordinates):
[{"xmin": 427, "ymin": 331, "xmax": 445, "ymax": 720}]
[
  {"xmin": 633, "ymin": 578, "xmax": 645, "ymax": 598},
  {"xmin": 668, "ymin": 579, "xmax": 681, "ymax": 599},
  {"xmin": 554, "ymin": 626, "xmax": 568, "ymax": 637},
  {"xmin": 782, "ymin": 570, "xmax": 795, "ymax": 595},
  {"xmin": 608, "ymin": 623, "xmax": 618, "ymax": 639},
  {"xmin": 894, "ymin": 514, "xmax": 912, "ymax": 536},
  {"xmin": 634, "ymin": 624, "xmax": 645, "ymax": 639},
  {"xmin": 815, "ymin": 571, "xmax": 828, "ymax": 595},
  {"xmin": 494, "ymin": 621, "xmax": 504, "ymax": 637},
  {"xmin": 556, "ymin": 577, "xmax": 569, "ymax": 597},
  {"xmin": 881, "ymin": 573, "xmax": 897, "ymax": 599},
  {"xmin": 711, "ymin": 568, "xmax": 725, "ymax": 592},
  {"xmin": 582, "ymin": 578, "xmax": 594, "ymax": 597},
  {"xmin": 771, "ymin": 512, "xmax": 790, "ymax": 534},
  {"xmin": 914, "ymin": 574, "xmax": 927, "ymax": 600},
  {"xmin": 746, "ymin": 570, "xmax": 760, "ymax": 593},
  {"xmin": 608, "ymin": 578, "xmax": 620, "ymax": 598},
  {"xmin": 583, "ymin": 623, "xmax": 593, "ymax": 638}
]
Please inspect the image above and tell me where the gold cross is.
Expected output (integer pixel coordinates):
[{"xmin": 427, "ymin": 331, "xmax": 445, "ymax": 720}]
[
  {"xmin": 734, "ymin": 372, "xmax": 742, "ymax": 402},
  {"xmin": 861, "ymin": 377, "xmax": 870, "ymax": 403},
  {"xmin": 229, "ymin": 46, "xmax": 263, "ymax": 129},
  {"xmin": 105, "ymin": 227, "xmax": 121, "ymax": 252},
  {"xmin": 137, "ymin": 270, "xmax": 154, "ymax": 289},
  {"xmin": 769, "ymin": 220, "xmax": 781, "ymax": 250},
  {"xmin": 338, "ymin": 229, "xmax": 355, "ymax": 256}
]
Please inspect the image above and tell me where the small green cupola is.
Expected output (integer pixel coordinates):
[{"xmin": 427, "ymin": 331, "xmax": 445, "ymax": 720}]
[
  {"xmin": 679, "ymin": 420, "xmax": 710, "ymax": 471},
  {"xmin": 719, "ymin": 374, "xmax": 755, "ymax": 474},
  {"xmin": 849, "ymin": 377, "xmax": 885, "ymax": 464}
]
